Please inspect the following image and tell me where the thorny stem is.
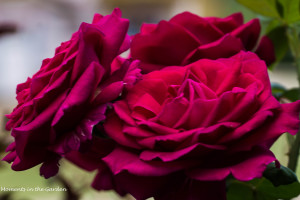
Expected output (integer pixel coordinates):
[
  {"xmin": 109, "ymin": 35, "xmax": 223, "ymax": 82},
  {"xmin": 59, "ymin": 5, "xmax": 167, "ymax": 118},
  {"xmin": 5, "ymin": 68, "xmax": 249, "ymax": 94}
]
[{"xmin": 286, "ymin": 24, "xmax": 300, "ymax": 172}]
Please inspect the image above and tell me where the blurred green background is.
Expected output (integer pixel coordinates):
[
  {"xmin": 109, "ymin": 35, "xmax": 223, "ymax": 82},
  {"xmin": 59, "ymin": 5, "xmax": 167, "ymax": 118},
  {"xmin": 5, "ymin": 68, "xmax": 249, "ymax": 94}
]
[{"xmin": 0, "ymin": 0, "xmax": 298, "ymax": 199}]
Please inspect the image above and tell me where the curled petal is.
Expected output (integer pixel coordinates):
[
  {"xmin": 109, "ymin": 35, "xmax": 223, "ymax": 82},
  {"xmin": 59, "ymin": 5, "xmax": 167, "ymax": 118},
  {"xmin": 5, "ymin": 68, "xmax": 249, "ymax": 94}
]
[
  {"xmin": 182, "ymin": 34, "xmax": 244, "ymax": 64},
  {"xmin": 231, "ymin": 19, "xmax": 260, "ymax": 50},
  {"xmin": 187, "ymin": 146, "xmax": 275, "ymax": 181},
  {"xmin": 103, "ymin": 147, "xmax": 198, "ymax": 176},
  {"xmin": 131, "ymin": 20, "xmax": 200, "ymax": 71},
  {"xmin": 140, "ymin": 143, "xmax": 226, "ymax": 162},
  {"xmin": 170, "ymin": 11, "xmax": 223, "ymax": 44},
  {"xmin": 255, "ymin": 36, "xmax": 276, "ymax": 66}
]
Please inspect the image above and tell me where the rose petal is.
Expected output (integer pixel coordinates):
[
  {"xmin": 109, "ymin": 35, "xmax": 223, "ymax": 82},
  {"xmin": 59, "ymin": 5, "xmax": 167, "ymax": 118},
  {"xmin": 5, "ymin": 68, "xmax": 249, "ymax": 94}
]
[
  {"xmin": 206, "ymin": 13, "xmax": 244, "ymax": 33},
  {"xmin": 103, "ymin": 147, "xmax": 197, "ymax": 176},
  {"xmin": 231, "ymin": 100, "xmax": 300, "ymax": 151},
  {"xmin": 132, "ymin": 93, "xmax": 162, "ymax": 120},
  {"xmin": 156, "ymin": 96, "xmax": 189, "ymax": 127},
  {"xmin": 2, "ymin": 151, "xmax": 17, "ymax": 163},
  {"xmin": 131, "ymin": 20, "xmax": 200, "ymax": 71},
  {"xmin": 140, "ymin": 23, "xmax": 157, "ymax": 34},
  {"xmin": 170, "ymin": 11, "xmax": 223, "ymax": 44},
  {"xmin": 10, "ymin": 154, "xmax": 42, "ymax": 171},
  {"xmin": 137, "ymin": 122, "xmax": 239, "ymax": 150},
  {"xmin": 218, "ymin": 95, "xmax": 280, "ymax": 144},
  {"xmin": 187, "ymin": 146, "xmax": 275, "ymax": 181},
  {"xmin": 104, "ymin": 110, "xmax": 142, "ymax": 149},
  {"xmin": 140, "ymin": 142, "xmax": 226, "ymax": 162},
  {"xmin": 52, "ymin": 62, "xmax": 104, "ymax": 130},
  {"xmin": 123, "ymin": 125, "xmax": 156, "ymax": 138},
  {"xmin": 92, "ymin": 8, "xmax": 130, "ymax": 69},
  {"xmin": 5, "ymin": 141, "xmax": 16, "ymax": 152},
  {"xmin": 70, "ymin": 23, "xmax": 105, "ymax": 82},
  {"xmin": 66, "ymin": 138, "xmax": 114, "ymax": 171},
  {"xmin": 183, "ymin": 34, "xmax": 244, "ymax": 64},
  {"xmin": 231, "ymin": 19, "xmax": 260, "ymax": 50},
  {"xmin": 92, "ymin": 164, "xmax": 128, "ymax": 197},
  {"xmin": 114, "ymin": 101, "xmax": 136, "ymax": 126},
  {"xmin": 94, "ymin": 81, "xmax": 124, "ymax": 105},
  {"xmin": 40, "ymin": 153, "xmax": 60, "ymax": 179},
  {"xmin": 255, "ymin": 35, "xmax": 276, "ymax": 66}
]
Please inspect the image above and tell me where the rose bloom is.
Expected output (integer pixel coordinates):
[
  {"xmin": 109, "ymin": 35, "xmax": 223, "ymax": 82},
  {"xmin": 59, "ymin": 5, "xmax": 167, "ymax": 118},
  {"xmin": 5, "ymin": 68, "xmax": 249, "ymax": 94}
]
[
  {"xmin": 2, "ymin": 9, "xmax": 139, "ymax": 178},
  {"xmin": 73, "ymin": 51, "xmax": 299, "ymax": 200},
  {"xmin": 131, "ymin": 12, "xmax": 275, "ymax": 73}
]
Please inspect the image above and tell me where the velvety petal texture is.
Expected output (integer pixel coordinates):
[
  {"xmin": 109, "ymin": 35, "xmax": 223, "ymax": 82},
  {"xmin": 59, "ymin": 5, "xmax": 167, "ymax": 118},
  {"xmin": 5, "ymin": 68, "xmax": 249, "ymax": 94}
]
[
  {"xmin": 90, "ymin": 51, "xmax": 300, "ymax": 200},
  {"xmin": 3, "ymin": 9, "xmax": 140, "ymax": 178},
  {"xmin": 3, "ymin": 8, "xmax": 299, "ymax": 200},
  {"xmin": 131, "ymin": 12, "xmax": 275, "ymax": 73}
]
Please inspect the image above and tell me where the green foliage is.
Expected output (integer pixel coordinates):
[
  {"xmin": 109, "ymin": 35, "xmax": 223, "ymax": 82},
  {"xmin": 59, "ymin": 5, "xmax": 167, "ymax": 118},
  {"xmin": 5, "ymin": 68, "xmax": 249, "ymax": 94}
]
[
  {"xmin": 263, "ymin": 162, "xmax": 299, "ymax": 186},
  {"xmin": 271, "ymin": 83, "xmax": 299, "ymax": 102},
  {"xmin": 271, "ymin": 82, "xmax": 286, "ymax": 99},
  {"xmin": 277, "ymin": 0, "xmax": 300, "ymax": 23},
  {"xmin": 236, "ymin": 0, "xmax": 280, "ymax": 18},
  {"xmin": 282, "ymin": 88, "xmax": 300, "ymax": 102},
  {"xmin": 266, "ymin": 25, "xmax": 289, "ymax": 66},
  {"xmin": 237, "ymin": 0, "xmax": 300, "ymax": 64},
  {"xmin": 227, "ymin": 163, "xmax": 300, "ymax": 199},
  {"xmin": 227, "ymin": 180, "xmax": 254, "ymax": 200},
  {"xmin": 227, "ymin": 177, "xmax": 300, "ymax": 200},
  {"xmin": 237, "ymin": 0, "xmax": 300, "ymax": 23}
]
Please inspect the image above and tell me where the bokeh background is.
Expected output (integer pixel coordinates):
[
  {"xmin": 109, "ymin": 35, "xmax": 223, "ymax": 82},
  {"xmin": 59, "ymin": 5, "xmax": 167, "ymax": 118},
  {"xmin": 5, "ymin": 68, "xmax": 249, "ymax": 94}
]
[{"xmin": 0, "ymin": 0, "xmax": 299, "ymax": 199}]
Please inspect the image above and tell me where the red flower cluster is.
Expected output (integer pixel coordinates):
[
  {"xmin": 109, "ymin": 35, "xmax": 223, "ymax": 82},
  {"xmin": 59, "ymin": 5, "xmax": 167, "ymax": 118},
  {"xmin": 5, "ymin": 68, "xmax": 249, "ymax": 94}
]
[{"xmin": 3, "ymin": 8, "xmax": 300, "ymax": 200}]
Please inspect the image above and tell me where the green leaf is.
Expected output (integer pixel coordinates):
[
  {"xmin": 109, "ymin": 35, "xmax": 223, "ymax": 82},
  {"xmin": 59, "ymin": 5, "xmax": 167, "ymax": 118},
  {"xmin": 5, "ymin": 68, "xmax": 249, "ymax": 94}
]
[
  {"xmin": 227, "ymin": 178, "xmax": 300, "ymax": 200},
  {"xmin": 236, "ymin": 0, "xmax": 281, "ymax": 18},
  {"xmin": 275, "ymin": 0, "xmax": 284, "ymax": 18},
  {"xmin": 263, "ymin": 162, "xmax": 299, "ymax": 186},
  {"xmin": 277, "ymin": 0, "xmax": 300, "ymax": 23},
  {"xmin": 271, "ymin": 84, "xmax": 299, "ymax": 101},
  {"xmin": 271, "ymin": 82, "xmax": 286, "ymax": 99},
  {"xmin": 227, "ymin": 180, "xmax": 255, "ymax": 200},
  {"xmin": 282, "ymin": 88, "xmax": 300, "ymax": 102},
  {"xmin": 266, "ymin": 19, "xmax": 282, "ymax": 33},
  {"xmin": 257, "ymin": 179, "xmax": 300, "ymax": 199},
  {"xmin": 267, "ymin": 25, "xmax": 289, "ymax": 65}
]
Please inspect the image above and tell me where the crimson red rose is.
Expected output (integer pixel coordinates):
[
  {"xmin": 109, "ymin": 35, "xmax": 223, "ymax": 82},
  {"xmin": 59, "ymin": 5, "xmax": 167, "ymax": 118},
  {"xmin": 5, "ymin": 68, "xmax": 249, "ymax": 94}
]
[
  {"xmin": 2, "ymin": 9, "xmax": 140, "ymax": 178},
  {"xmin": 131, "ymin": 12, "xmax": 275, "ymax": 73},
  {"xmin": 81, "ymin": 51, "xmax": 299, "ymax": 200}
]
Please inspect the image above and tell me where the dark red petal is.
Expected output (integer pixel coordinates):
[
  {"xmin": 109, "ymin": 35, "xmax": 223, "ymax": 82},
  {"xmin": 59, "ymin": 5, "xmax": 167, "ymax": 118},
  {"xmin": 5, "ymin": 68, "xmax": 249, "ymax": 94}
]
[
  {"xmin": 140, "ymin": 142, "xmax": 226, "ymax": 162},
  {"xmin": 231, "ymin": 19, "xmax": 260, "ymax": 51},
  {"xmin": 140, "ymin": 23, "xmax": 157, "ymax": 34},
  {"xmin": 102, "ymin": 147, "xmax": 197, "ymax": 176},
  {"xmin": 206, "ymin": 13, "xmax": 244, "ymax": 33},
  {"xmin": 40, "ymin": 153, "xmax": 60, "ymax": 179},
  {"xmin": 231, "ymin": 100, "xmax": 300, "ymax": 152},
  {"xmin": 104, "ymin": 110, "xmax": 142, "ymax": 149},
  {"xmin": 131, "ymin": 20, "xmax": 200, "ymax": 70},
  {"xmin": 182, "ymin": 34, "xmax": 244, "ymax": 64},
  {"xmin": 255, "ymin": 36, "xmax": 276, "ymax": 66},
  {"xmin": 66, "ymin": 138, "xmax": 114, "ymax": 171},
  {"xmin": 52, "ymin": 62, "xmax": 104, "ymax": 131},
  {"xmin": 170, "ymin": 11, "xmax": 224, "ymax": 44},
  {"xmin": 187, "ymin": 146, "xmax": 275, "ymax": 181},
  {"xmin": 92, "ymin": 8, "xmax": 130, "ymax": 69},
  {"xmin": 2, "ymin": 151, "xmax": 17, "ymax": 163}
]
